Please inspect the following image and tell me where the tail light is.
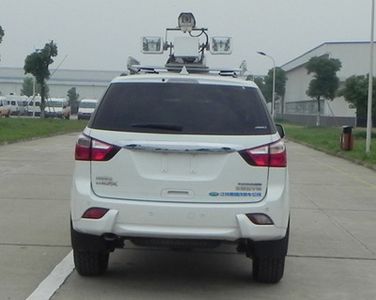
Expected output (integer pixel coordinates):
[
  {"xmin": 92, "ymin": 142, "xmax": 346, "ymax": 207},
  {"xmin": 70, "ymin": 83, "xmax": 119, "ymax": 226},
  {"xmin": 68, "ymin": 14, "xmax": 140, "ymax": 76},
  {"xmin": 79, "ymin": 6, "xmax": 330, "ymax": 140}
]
[
  {"xmin": 240, "ymin": 140, "xmax": 286, "ymax": 167},
  {"xmin": 75, "ymin": 134, "xmax": 120, "ymax": 161}
]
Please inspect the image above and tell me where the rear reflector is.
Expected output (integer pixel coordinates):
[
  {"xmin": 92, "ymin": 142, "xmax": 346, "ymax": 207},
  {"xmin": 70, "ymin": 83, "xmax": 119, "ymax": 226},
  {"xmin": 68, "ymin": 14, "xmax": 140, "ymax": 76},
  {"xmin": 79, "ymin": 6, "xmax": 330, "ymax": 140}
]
[
  {"xmin": 246, "ymin": 213, "xmax": 274, "ymax": 225},
  {"xmin": 240, "ymin": 140, "xmax": 286, "ymax": 167},
  {"xmin": 82, "ymin": 207, "xmax": 109, "ymax": 219},
  {"xmin": 75, "ymin": 134, "xmax": 120, "ymax": 161}
]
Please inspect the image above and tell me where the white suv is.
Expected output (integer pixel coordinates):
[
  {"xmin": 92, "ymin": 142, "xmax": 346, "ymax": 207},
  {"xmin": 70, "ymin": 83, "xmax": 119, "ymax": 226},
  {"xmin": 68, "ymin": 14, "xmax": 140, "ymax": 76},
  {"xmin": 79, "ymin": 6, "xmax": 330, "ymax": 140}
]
[{"xmin": 70, "ymin": 72, "xmax": 289, "ymax": 283}]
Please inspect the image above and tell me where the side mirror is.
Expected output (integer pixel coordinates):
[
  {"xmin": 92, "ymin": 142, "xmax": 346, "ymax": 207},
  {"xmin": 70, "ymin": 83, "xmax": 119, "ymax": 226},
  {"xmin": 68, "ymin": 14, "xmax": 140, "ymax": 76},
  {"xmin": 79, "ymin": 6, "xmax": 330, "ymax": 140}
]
[
  {"xmin": 141, "ymin": 36, "xmax": 163, "ymax": 54},
  {"xmin": 210, "ymin": 37, "xmax": 232, "ymax": 55},
  {"xmin": 275, "ymin": 124, "xmax": 285, "ymax": 139}
]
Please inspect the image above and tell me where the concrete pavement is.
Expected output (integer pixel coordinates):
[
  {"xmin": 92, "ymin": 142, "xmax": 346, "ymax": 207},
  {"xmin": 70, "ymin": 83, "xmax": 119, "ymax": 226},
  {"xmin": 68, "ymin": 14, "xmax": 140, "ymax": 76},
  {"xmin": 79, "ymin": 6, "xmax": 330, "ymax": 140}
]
[
  {"xmin": 0, "ymin": 134, "xmax": 75, "ymax": 300},
  {"xmin": 0, "ymin": 135, "xmax": 375, "ymax": 299}
]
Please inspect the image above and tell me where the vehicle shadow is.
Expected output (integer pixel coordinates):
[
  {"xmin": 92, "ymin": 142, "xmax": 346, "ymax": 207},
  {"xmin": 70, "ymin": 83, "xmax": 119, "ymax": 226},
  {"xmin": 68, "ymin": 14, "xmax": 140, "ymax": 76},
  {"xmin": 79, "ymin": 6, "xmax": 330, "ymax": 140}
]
[
  {"xmin": 55, "ymin": 245, "xmax": 288, "ymax": 299},
  {"xmin": 108, "ymin": 245, "xmax": 252, "ymax": 284}
]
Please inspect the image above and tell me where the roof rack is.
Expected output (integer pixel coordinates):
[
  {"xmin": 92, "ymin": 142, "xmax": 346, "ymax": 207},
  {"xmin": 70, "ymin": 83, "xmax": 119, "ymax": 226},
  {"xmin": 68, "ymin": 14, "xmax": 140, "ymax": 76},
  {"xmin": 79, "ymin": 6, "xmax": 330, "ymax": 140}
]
[{"xmin": 128, "ymin": 65, "xmax": 241, "ymax": 77}]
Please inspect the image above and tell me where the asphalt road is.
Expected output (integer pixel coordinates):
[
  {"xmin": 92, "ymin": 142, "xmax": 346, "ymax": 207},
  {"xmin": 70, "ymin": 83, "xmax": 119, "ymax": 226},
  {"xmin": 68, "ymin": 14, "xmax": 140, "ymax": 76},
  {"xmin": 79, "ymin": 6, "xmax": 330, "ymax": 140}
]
[{"xmin": 0, "ymin": 134, "xmax": 375, "ymax": 300}]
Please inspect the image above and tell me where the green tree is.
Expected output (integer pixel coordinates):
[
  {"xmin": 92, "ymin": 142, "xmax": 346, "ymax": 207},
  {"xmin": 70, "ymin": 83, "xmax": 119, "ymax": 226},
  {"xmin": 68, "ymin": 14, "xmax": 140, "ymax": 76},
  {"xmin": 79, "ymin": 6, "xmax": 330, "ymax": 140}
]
[
  {"xmin": 67, "ymin": 87, "xmax": 80, "ymax": 114},
  {"xmin": 263, "ymin": 67, "xmax": 287, "ymax": 104},
  {"xmin": 24, "ymin": 41, "xmax": 58, "ymax": 118},
  {"xmin": 0, "ymin": 25, "xmax": 4, "ymax": 62},
  {"xmin": 306, "ymin": 55, "xmax": 342, "ymax": 126},
  {"xmin": 21, "ymin": 76, "xmax": 49, "ymax": 97},
  {"xmin": 253, "ymin": 76, "xmax": 268, "ymax": 99},
  {"xmin": 21, "ymin": 77, "xmax": 34, "ymax": 97},
  {"xmin": 338, "ymin": 75, "xmax": 376, "ymax": 125},
  {"xmin": 0, "ymin": 25, "xmax": 4, "ymax": 44}
]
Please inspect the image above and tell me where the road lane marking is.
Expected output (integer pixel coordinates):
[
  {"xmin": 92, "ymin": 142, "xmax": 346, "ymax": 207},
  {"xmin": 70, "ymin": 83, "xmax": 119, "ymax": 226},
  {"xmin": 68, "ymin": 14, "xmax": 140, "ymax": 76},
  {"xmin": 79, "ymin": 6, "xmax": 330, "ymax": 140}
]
[{"xmin": 26, "ymin": 251, "xmax": 74, "ymax": 300}]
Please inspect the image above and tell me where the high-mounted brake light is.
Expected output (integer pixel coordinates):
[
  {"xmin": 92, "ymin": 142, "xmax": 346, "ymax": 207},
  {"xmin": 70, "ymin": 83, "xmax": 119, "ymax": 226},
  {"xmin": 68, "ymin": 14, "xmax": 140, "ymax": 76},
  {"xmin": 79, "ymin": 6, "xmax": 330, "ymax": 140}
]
[
  {"xmin": 240, "ymin": 140, "xmax": 287, "ymax": 168},
  {"xmin": 75, "ymin": 134, "xmax": 120, "ymax": 161}
]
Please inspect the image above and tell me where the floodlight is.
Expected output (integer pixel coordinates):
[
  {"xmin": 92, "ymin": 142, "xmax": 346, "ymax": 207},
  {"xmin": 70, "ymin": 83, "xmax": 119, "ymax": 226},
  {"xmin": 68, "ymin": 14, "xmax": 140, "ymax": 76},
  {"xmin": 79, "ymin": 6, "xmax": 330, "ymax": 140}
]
[
  {"xmin": 141, "ymin": 36, "xmax": 163, "ymax": 54},
  {"xmin": 178, "ymin": 12, "xmax": 196, "ymax": 33},
  {"xmin": 210, "ymin": 37, "xmax": 232, "ymax": 55}
]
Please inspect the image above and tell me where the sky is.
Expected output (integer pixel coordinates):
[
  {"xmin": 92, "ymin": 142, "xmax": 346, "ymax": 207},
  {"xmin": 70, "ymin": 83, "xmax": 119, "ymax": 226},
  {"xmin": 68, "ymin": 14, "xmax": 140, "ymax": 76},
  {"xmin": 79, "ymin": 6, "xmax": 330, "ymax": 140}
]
[{"xmin": 0, "ymin": 0, "xmax": 373, "ymax": 75}]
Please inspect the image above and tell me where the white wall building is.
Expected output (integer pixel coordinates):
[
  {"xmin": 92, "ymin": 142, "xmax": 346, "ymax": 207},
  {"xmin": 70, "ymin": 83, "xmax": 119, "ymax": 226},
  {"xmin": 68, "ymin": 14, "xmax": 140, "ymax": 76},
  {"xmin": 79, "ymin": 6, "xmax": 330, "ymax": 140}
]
[
  {"xmin": 281, "ymin": 41, "xmax": 376, "ymax": 126},
  {"xmin": 0, "ymin": 67, "xmax": 122, "ymax": 100}
]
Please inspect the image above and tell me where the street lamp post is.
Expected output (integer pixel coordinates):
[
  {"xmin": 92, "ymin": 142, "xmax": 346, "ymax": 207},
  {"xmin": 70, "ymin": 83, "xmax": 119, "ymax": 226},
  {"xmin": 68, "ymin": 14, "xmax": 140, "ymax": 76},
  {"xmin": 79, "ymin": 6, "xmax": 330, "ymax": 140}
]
[
  {"xmin": 257, "ymin": 51, "xmax": 276, "ymax": 118},
  {"xmin": 366, "ymin": 0, "xmax": 375, "ymax": 153},
  {"xmin": 32, "ymin": 76, "xmax": 36, "ymax": 118}
]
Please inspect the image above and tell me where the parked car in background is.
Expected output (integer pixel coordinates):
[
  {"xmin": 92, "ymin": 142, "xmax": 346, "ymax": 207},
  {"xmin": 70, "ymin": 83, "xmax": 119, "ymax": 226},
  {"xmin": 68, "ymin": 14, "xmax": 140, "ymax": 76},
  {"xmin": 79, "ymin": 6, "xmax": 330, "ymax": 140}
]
[
  {"xmin": 17, "ymin": 99, "xmax": 29, "ymax": 115},
  {"xmin": 0, "ymin": 97, "xmax": 11, "ymax": 117},
  {"xmin": 77, "ymin": 99, "xmax": 97, "ymax": 120},
  {"xmin": 3, "ymin": 94, "xmax": 29, "ymax": 115},
  {"xmin": 45, "ymin": 98, "xmax": 69, "ymax": 118},
  {"xmin": 26, "ymin": 96, "xmax": 41, "ymax": 117}
]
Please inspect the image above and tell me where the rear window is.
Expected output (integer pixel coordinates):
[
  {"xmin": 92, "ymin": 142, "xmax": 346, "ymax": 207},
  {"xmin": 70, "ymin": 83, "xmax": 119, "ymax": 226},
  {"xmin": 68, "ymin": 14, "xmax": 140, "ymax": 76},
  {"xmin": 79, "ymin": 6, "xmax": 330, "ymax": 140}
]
[
  {"xmin": 90, "ymin": 82, "xmax": 274, "ymax": 135},
  {"xmin": 80, "ymin": 101, "xmax": 97, "ymax": 108}
]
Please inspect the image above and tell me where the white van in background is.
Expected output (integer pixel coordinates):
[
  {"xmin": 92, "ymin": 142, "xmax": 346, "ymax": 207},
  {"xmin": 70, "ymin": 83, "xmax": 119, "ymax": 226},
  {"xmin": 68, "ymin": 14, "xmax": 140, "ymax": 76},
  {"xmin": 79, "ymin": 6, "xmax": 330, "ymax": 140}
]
[
  {"xmin": 45, "ymin": 98, "xmax": 68, "ymax": 118},
  {"xmin": 4, "ymin": 95, "xmax": 28, "ymax": 115},
  {"xmin": 78, "ymin": 99, "xmax": 97, "ymax": 120},
  {"xmin": 26, "ymin": 96, "xmax": 41, "ymax": 117}
]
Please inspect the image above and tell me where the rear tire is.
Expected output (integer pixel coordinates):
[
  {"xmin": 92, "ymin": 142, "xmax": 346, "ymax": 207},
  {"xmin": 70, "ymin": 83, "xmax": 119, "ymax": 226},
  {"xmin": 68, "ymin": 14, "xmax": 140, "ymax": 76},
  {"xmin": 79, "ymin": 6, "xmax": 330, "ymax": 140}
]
[
  {"xmin": 251, "ymin": 223, "xmax": 289, "ymax": 283},
  {"xmin": 252, "ymin": 256, "xmax": 285, "ymax": 283},
  {"xmin": 73, "ymin": 250, "xmax": 109, "ymax": 276}
]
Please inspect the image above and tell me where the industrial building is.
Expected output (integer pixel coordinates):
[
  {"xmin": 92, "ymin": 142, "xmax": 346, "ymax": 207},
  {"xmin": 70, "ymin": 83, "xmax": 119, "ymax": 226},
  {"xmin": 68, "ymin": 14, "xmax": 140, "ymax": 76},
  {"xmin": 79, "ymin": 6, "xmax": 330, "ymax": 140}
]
[
  {"xmin": 281, "ymin": 41, "xmax": 376, "ymax": 126},
  {"xmin": 0, "ymin": 67, "xmax": 121, "ymax": 100}
]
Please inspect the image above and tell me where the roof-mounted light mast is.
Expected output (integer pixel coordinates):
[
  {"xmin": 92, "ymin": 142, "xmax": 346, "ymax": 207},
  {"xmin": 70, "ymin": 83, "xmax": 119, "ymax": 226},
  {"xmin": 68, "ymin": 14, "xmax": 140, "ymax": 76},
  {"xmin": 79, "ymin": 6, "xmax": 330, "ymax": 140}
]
[{"xmin": 134, "ymin": 12, "xmax": 233, "ymax": 74}]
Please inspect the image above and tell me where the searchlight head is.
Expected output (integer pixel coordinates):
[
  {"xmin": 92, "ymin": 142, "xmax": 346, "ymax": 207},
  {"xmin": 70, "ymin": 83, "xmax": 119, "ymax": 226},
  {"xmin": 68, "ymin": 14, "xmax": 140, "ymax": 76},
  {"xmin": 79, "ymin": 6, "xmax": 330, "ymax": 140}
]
[{"xmin": 178, "ymin": 12, "xmax": 196, "ymax": 33}]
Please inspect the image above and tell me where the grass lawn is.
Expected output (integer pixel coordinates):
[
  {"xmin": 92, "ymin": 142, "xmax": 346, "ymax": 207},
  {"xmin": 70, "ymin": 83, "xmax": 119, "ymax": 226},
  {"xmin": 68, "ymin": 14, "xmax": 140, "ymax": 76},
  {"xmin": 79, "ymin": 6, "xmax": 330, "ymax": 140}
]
[
  {"xmin": 283, "ymin": 123, "xmax": 376, "ymax": 168},
  {"xmin": 0, "ymin": 118, "xmax": 87, "ymax": 144}
]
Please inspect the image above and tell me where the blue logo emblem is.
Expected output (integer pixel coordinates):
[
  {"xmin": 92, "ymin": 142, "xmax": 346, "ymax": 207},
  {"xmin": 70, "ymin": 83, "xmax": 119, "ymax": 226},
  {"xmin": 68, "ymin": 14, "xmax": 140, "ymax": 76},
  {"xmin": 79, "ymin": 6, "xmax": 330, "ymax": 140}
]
[{"xmin": 209, "ymin": 192, "xmax": 219, "ymax": 197}]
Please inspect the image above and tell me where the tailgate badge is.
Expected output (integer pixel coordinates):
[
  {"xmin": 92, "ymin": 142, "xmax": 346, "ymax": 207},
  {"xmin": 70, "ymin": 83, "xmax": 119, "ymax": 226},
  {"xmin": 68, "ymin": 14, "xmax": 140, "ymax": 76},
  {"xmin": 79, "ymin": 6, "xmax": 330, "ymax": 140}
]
[
  {"xmin": 95, "ymin": 176, "xmax": 118, "ymax": 187},
  {"xmin": 236, "ymin": 183, "xmax": 262, "ymax": 191}
]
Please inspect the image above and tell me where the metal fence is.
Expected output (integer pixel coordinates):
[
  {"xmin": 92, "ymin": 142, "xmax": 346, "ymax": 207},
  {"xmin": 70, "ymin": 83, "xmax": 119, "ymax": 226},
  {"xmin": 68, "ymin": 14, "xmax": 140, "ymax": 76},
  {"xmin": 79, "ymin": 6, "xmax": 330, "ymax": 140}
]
[{"xmin": 276, "ymin": 113, "xmax": 357, "ymax": 127}]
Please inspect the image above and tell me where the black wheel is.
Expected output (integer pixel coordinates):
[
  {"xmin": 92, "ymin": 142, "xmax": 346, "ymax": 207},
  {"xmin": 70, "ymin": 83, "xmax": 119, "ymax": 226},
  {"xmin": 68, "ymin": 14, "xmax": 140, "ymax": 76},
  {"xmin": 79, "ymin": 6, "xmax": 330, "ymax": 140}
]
[
  {"xmin": 250, "ymin": 222, "xmax": 289, "ymax": 283},
  {"xmin": 73, "ymin": 250, "xmax": 109, "ymax": 276},
  {"xmin": 252, "ymin": 256, "xmax": 285, "ymax": 283}
]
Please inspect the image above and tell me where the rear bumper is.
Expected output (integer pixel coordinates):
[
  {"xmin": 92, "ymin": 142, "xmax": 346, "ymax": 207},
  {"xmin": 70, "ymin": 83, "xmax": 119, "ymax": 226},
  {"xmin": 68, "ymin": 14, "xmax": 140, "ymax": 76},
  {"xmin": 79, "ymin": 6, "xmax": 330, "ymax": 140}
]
[
  {"xmin": 78, "ymin": 113, "xmax": 91, "ymax": 119},
  {"xmin": 72, "ymin": 212, "xmax": 287, "ymax": 242},
  {"xmin": 71, "ymin": 171, "xmax": 289, "ymax": 242}
]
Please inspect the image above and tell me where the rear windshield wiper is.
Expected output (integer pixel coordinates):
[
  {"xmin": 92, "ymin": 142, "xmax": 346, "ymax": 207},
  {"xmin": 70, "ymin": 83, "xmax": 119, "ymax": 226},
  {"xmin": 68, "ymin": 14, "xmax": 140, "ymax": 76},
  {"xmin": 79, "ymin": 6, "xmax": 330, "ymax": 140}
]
[{"xmin": 131, "ymin": 123, "xmax": 183, "ymax": 132}]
